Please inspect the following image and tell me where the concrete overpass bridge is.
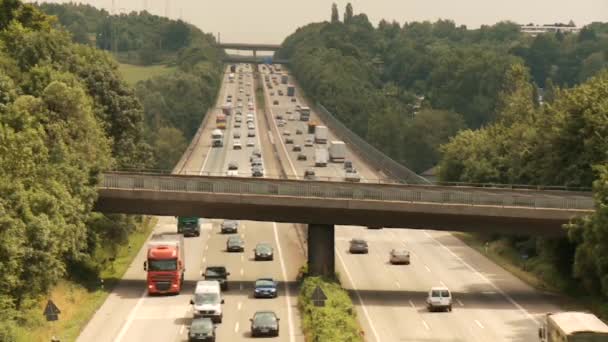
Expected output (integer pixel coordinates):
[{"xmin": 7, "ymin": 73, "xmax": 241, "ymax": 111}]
[
  {"xmin": 96, "ymin": 171, "xmax": 592, "ymax": 230},
  {"xmin": 95, "ymin": 172, "xmax": 593, "ymax": 274},
  {"xmin": 223, "ymin": 54, "xmax": 288, "ymax": 65},
  {"xmin": 218, "ymin": 42, "xmax": 281, "ymax": 59}
]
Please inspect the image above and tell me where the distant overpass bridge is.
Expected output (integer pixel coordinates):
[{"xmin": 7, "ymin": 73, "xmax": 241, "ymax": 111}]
[
  {"xmin": 95, "ymin": 172, "xmax": 593, "ymax": 237},
  {"xmin": 223, "ymin": 55, "xmax": 288, "ymax": 65},
  {"xmin": 218, "ymin": 42, "xmax": 281, "ymax": 59}
]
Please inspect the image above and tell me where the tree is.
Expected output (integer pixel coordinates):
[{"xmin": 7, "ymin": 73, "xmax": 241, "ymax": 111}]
[
  {"xmin": 331, "ymin": 3, "xmax": 339, "ymax": 23},
  {"xmin": 344, "ymin": 3, "xmax": 353, "ymax": 23}
]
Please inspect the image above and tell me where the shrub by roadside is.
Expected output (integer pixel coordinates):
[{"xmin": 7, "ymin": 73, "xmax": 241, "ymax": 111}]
[{"xmin": 299, "ymin": 276, "xmax": 363, "ymax": 342}]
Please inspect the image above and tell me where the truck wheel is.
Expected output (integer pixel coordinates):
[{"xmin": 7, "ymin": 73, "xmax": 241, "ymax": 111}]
[{"xmin": 448, "ymin": 305, "xmax": 452, "ymax": 312}]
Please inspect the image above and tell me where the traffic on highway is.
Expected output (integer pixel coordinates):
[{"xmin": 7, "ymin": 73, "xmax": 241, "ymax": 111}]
[{"xmin": 77, "ymin": 63, "xmax": 608, "ymax": 342}]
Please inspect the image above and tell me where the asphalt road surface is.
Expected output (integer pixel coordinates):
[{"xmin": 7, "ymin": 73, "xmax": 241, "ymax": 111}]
[
  {"xmin": 78, "ymin": 64, "xmax": 305, "ymax": 342},
  {"xmin": 259, "ymin": 64, "xmax": 562, "ymax": 342}
]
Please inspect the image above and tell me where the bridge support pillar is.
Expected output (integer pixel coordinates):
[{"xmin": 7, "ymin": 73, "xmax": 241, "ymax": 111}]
[
  {"xmin": 253, "ymin": 49, "xmax": 257, "ymax": 59},
  {"xmin": 307, "ymin": 224, "xmax": 335, "ymax": 277}
]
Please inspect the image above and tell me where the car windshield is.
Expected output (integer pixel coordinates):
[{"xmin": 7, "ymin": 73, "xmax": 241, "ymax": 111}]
[
  {"xmin": 148, "ymin": 259, "xmax": 177, "ymax": 271},
  {"xmin": 195, "ymin": 292, "xmax": 220, "ymax": 305},
  {"xmin": 205, "ymin": 268, "xmax": 225, "ymax": 277},
  {"xmin": 228, "ymin": 237, "xmax": 241, "ymax": 244},
  {"xmin": 254, "ymin": 312, "xmax": 277, "ymax": 325},
  {"xmin": 255, "ymin": 280, "xmax": 275, "ymax": 288},
  {"xmin": 352, "ymin": 240, "xmax": 366, "ymax": 245},
  {"xmin": 257, "ymin": 244, "xmax": 272, "ymax": 252},
  {"xmin": 224, "ymin": 220, "xmax": 237, "ymax": 227},
  {"xmin": 191, "ymin": 318, "xmax": 213, "ymax": 333}
]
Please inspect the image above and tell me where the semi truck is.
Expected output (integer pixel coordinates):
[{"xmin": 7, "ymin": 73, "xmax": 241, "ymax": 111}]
[
  {"xmin": 299, "ymin": 106, "xmax": 310, "ymax": 121},
  {"xmin": 539, "ymin": 311, "xmax": 608, "ymax": 341},
  {"xmin": 281, "ymin": 74, "xmax": 288, "ymax": 84},
  {"xmin": 177, "ymin": 216, "xmax": 201, "ymax": 237},
  {"xmin": 287, "ymin": 85, "xmax": 295, "ymax": 97},
  {"xmin": 144, "ymin": 233, "xmax": 185, "ymax": 295},
  {"xmin": 212, "ymin": 129, "xmax": 223, "ymax": 147},
  {"xmin": 314, "ymin": 125, "xmax": 328, "ymax": 144},
  {"xmin": 329, "ymin": 140, "xmax": 346, "ymax": 162},
  {"xmin": 314, "ymin": 148, "xmax": 328, "ymax": 167}
]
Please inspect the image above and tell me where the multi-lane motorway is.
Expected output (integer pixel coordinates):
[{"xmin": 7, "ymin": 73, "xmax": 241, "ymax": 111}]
[
  {"xmin": 79, "ymin": 63, "xmax": 562, "ymax": 342},
  {"xmin": 258, "ymin": 65, "xmax": 562, "ymax": 342}
]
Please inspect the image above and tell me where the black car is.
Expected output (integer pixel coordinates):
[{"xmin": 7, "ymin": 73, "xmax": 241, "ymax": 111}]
[
  {"xmin": 253, "ymin": 278, "xmax": 278, "ymax": 298},
  {"xmin": 250, "ymin": 311, "xmax": 280, "ymax": 337},
  {"xmin": 297, "ymin": 153, "xmax": 307, "ymax": 161},
  {"xmin": 188, "ymin": 317, "xmax": 216, "ymax": 342},
  {"xmin": 254, "ymin": 243, "xmax": 274, "ymax": 261},
  {"xmin": 349, "ymin": 239, "xmax": 369, "ymax": 254},
  {"xmin": 227, "ymin": 236, "xmax": 244, "ymax": 252},
  {"xmin": 221, "ymin": 220, "xmax": 239, "ymax": 234},
  {"xmin": 203, "ymin": 266, "xmax": 230, "ymax": 291}
]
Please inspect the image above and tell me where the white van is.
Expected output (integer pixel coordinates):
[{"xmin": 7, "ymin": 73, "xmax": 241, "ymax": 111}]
[
  {"xmin": 426, "ymin": 286, "xmax": 452, "ymax": 312},
  {"xmin": 190, "ymin": 280, "xmax": 224, "ymax": 323}
]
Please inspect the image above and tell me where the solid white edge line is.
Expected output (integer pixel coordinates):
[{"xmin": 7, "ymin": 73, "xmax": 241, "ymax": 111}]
[
  {"xmin": 113, "ymin": 289, "xmax": 147, "ymax": 342},
  {"xmin": 423, "ymin": 230, "xmax": 540, "ymax": 324},
  {"xmin": 335, "ymin": 248, "xmax": 381, "ymax": 342},
  {"xmin": 273, "ymin": 222, "xmax": 296, "ymax": 342}
]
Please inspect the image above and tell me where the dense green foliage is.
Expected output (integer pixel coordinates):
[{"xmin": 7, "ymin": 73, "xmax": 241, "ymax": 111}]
[
  {"xmin": 277, "ymin": 4, "xmax": 608, "ymax": 173},
  {"xmin": 38, "ymin": 2, "xmax": 209, "ymax": 65},
  {"xmin": 0, "ymin": 1, "xmax": 154, "ymax": 335},
  {"xmin": 39, "ymin": 3, "xmax": 224, "ymax": 171},
  {"xmin": 440, "ymin": 66, "xmax": 608, "ymax": 312},
  {"xmin": 299, "ymin": 277, "xmax": 363, "ymax": 342}
]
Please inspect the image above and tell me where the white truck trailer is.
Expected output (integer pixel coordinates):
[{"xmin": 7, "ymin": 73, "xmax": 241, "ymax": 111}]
[
  {"xmin": 539, "ymin": 311, "xmax": 608, "ymax": 342},
  {"xmin": 329, "ymin": 140, "xmax": 346, "ymax": 162},
  {"xmin": 314, "ymin": 148, "xmax": 328, "ymax": 167},
  {"xmin": 314, "ymin": 125, "xmax": 328, "ymax": 144}
]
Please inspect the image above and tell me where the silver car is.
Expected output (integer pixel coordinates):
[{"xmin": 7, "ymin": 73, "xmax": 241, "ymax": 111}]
[
  {"xmin": 389, "ymin": 249, "xmax": 410, "ymax": 265},
  {"xmin": 349, "ymin": 239, "xmax": 368, "ymax": 254}
]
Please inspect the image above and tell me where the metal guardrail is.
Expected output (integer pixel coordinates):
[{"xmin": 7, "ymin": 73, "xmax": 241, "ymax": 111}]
[
  {"xmin": 100, "ymin": 173, "xmax": 595, "ymax": 211},
  {"xmin": 314, "ymin": 103, "xmax": 431, "ymax": 185}
]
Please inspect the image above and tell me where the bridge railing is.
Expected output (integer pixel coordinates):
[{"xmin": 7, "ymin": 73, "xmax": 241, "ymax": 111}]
[{"xmin": 100, "ymin": 173, "xmax": 595, "ymax": 211}]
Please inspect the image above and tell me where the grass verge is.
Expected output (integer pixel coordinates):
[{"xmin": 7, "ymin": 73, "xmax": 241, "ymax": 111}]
[
  {"xmin": 298, "ymin": 274, "xmax": 364, "ymax": 342},
  {"xmin": 16, "ymin": 216, "xmax": 157, "ymax": 342},
  {"xmin": 118, "ymin": 63, "xmax": 176, "ymax": 85}
]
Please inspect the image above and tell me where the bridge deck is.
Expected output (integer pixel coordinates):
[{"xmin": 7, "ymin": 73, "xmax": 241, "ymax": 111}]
[{"xmin": 95, "ymin": 172, "xmax": 593, "ymax": 236}]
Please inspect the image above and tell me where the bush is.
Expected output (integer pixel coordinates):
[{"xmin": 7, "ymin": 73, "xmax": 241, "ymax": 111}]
[{"xmin": 298, "ymin": 277, "xmax": 363, "ymax": 342}]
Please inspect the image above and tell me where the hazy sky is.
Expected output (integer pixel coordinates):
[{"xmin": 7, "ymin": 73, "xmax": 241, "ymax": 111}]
[{"xmin": 42, "ymin": 0, "xmax": 608, "ymax": 44}]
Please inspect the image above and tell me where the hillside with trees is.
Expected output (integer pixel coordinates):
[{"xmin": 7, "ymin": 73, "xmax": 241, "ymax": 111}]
[
  {"xmin": 440, "ymin": 65, "xmax": 608, "ymax": 313},
  {"xmin": 39, "ymin": 3, "xmax": 225, "ymax": 170},
  {"xmin": 277, "ymin": 3, "xmax": 608, "ymax": 173},
  {"xmin": 0, "ymin": 1, "xmax": 223, "ymax": 339},
  {"xmin": 0, "ymin": 1, "xmax": 151, "ymax": 338}
]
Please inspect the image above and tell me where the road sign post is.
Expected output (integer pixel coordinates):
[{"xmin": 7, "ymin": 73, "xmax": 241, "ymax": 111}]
[
  {"xmin": 44, "ymin": 299, "xmax": 61, "ymax": 342},
  {"xmin": 311, "ymin": 285, "xmax": 327, "ymax": 307}
]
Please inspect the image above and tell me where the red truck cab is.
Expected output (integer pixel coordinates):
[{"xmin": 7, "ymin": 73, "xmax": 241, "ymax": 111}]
[{"xmin": 143, "ymin": 234, "xmax": 185, "ymax": 295}]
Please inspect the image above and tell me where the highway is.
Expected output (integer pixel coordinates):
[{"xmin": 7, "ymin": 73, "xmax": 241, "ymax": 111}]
[
  {"xmin": 259, "ymin": 64, "xmax": 562, "ymax": 342},
  {"xmin": 78, "ymin": 64, "xmax": 305, "ymax": 342}
]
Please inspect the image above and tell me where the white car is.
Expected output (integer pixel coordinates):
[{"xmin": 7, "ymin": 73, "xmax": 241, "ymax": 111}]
[
  {"xmin": 426, "ymin": 287, "xmax": 452, "ymax": 312},
  {"xmin": 233, "ymin": 140, "xmax": 242, "ymax": 150},
  {"xmin": 226, "ymin": 170, "xmax": 238, "ymax": 177},
  {"xmin": 389, "ymin": 249, "xmax": 410, "ymax": 265},
  {"xmin": 305, "ymin": 138, "xmax": 314, "ymax": 147},
  {"xmin": 247, "ymin": 139, "xmax": 255, "ymax": 147}
]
